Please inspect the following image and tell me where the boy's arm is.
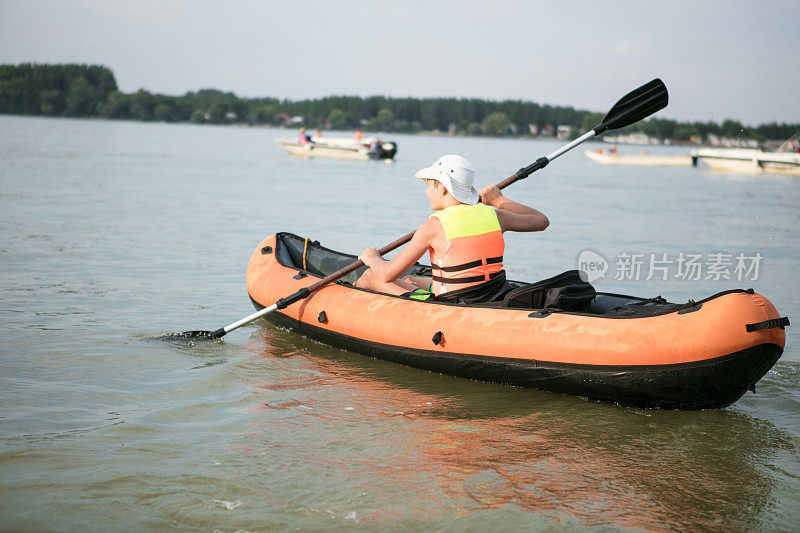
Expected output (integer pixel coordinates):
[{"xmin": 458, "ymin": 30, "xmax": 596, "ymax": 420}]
[
  {"xmin": 480, "ymin": 184, "xmax": 549, "ymax": 232},
  {"xmin": 359, "ymin": 217, "xmax": 438, "ymax": 283}
]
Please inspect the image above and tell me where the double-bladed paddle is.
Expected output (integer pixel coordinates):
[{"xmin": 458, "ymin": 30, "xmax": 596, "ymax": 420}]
[{"xmin": 167, "ymin": 78, "xmax": 668, "ymax": 341}]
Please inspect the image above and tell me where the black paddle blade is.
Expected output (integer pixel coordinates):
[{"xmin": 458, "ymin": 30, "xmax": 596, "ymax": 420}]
[{"xmin": 596, "ymin": 78, "xmax": 668, "ymax": 134}]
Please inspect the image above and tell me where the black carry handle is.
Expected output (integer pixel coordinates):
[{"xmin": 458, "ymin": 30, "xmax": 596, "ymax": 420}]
[{"xmin": 745, "ymin": 317, "xmax": 790, "ymax": 332}]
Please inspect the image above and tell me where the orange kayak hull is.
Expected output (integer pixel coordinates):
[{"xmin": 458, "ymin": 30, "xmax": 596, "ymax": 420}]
[{"xmin": 246, "ymin": 233, "xmax": 787, "ymax": 409}]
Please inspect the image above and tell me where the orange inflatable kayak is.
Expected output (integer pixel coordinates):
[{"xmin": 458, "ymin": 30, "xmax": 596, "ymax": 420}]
[{"xmin": 246, "ymin": 233, "xmax": 789, "ymax": 409}]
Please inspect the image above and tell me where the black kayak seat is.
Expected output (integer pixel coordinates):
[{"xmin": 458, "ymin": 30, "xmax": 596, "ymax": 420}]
[{"xmin": 500, "ymin": 270, "xmax": 596, "ymax": 311}]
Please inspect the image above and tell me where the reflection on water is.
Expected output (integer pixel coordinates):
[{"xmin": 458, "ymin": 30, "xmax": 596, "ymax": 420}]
[{"xmin": 225, "ymin": 325, "xmax": 799, "ymax": 530}]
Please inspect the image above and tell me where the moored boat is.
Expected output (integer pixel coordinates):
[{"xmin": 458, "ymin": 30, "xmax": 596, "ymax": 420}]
[
  {"xmin": 690, "ymin": 147, "xmax": 800, "ymax": 176},
  {"xmin": 585, "ymin": 149, "xmax": 695, "ymax": 167},
  {"xmin": 245, "ymin": 232, "xmax": 788, "ymax": 409},
  {"xmin": 276, "ymin": 136, "xmax": 397, "ymax": 160}
]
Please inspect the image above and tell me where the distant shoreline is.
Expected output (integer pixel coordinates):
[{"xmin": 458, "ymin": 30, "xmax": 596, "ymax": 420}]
[
  {"xmin": 2, "ymin": 63, "xmax": 797, "ymax": 148},
  {"xmin": 0, "ymin": 112, "xmax": 778, "ymax": 149}
]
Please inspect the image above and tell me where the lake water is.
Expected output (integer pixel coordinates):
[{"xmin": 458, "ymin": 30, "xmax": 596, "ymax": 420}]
[{"xmin": 1, "ymin": 115, "xmax": 798, "ymax": 531}]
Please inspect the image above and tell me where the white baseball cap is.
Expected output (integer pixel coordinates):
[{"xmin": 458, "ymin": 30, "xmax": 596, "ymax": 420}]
[{"xmin": 413, "ymin": 155, "xmax": 479, "ymax": 205}]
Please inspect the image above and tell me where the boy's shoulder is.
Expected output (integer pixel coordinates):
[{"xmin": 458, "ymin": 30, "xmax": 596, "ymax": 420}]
[
  {"xmin": 413, "ymin": 215, "xmax": 442, "ymax": 239},
  {"xmin": 418, "ymin": 215, "xmax": 442, "ymax": 233}
]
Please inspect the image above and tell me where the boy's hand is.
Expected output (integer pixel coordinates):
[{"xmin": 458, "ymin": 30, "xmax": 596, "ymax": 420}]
[
  {"xmin": 359, "ymin": 247, "xmax": 382, "ymax": 267},
  {"xmin": 479, "ymin": 184, "xmax": 504, "ymax": 207}
]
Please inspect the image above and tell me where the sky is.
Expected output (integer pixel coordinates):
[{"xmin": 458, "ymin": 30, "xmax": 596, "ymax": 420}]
[{"xmin": 1, "ymin": 0, "xmax": 799, "ymax": 126}]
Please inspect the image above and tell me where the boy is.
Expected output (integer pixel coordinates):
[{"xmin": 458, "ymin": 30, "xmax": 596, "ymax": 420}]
[{"xmin": 357, "ymin": 155, "xmax": 549, "ymax": 303}]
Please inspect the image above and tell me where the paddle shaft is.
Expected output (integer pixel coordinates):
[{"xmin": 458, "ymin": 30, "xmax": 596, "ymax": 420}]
[
  {"xmin": 212, "ymin": 130, "xmax": 602, "ymax": 339},
  {"xmin": 200, "ymin": 79, "xmax": 668, "ymax": 339}
]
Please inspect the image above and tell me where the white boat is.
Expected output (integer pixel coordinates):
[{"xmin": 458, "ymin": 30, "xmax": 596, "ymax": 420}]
[
  {"xmin": 690, "ymin": 147, "xmax": 800, "ymax": 176},
  {"xmin": 585, "ymin": 150, "xmax": 695, "ymax": 167},
  {"xmin": 276, "ymin": 136, "xmax": 397, "ymax": 160}
]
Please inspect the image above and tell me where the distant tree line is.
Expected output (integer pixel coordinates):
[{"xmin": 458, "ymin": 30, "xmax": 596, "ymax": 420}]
[{"xmin": 1, "ymin": 63, "xmax": 798, "ymax": 143}]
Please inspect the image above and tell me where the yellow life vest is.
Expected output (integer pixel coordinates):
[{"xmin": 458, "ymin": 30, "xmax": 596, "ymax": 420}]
[{"xmin": 429, "ymin": 203, "xmax": 505, "ymax": 295}]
